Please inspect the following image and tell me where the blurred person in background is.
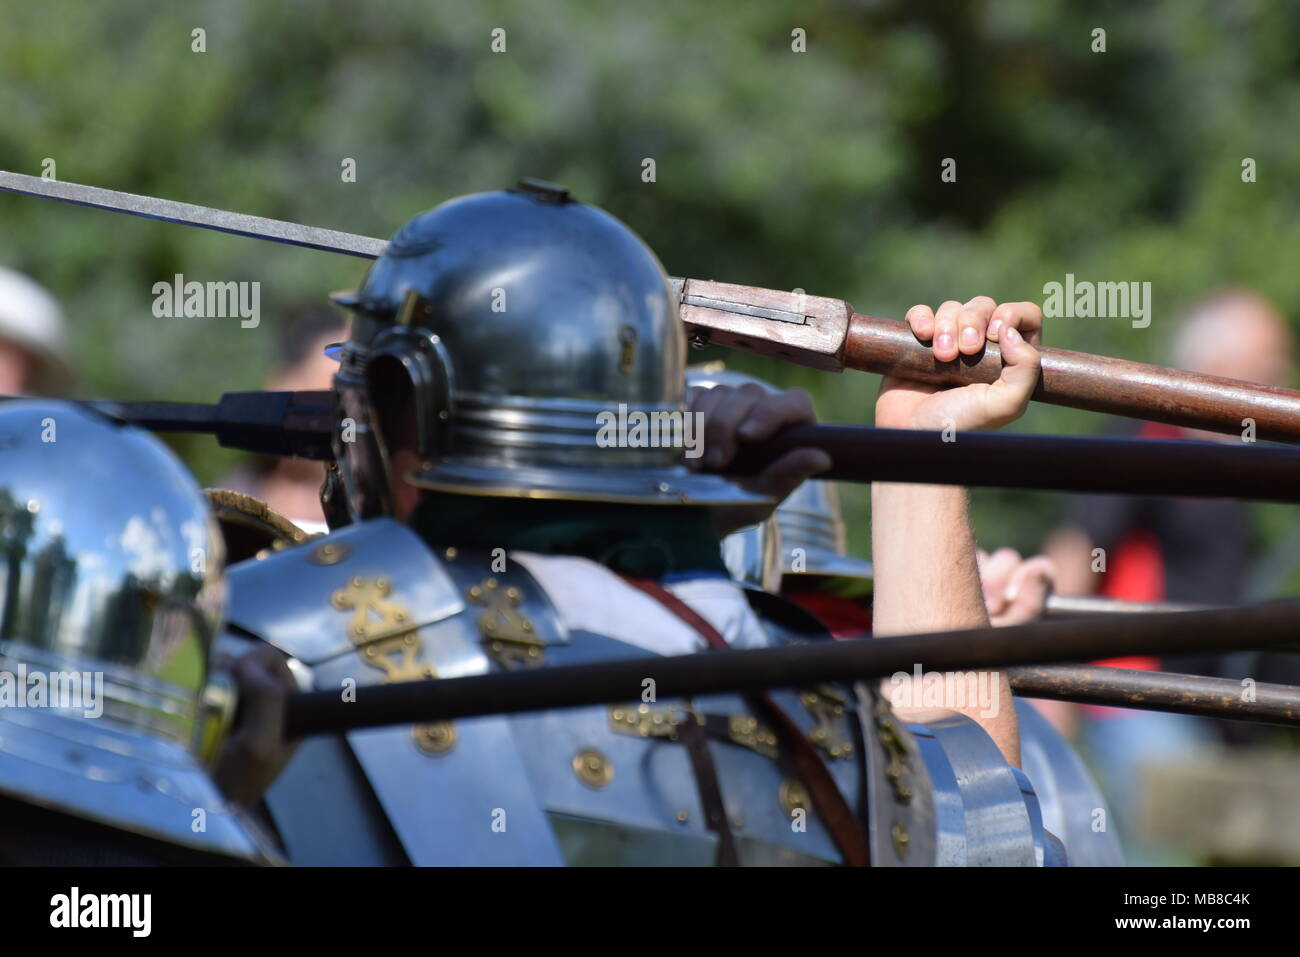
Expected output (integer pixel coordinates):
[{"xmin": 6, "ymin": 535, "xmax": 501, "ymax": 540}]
[
  {"xmin": 0, "ymin": 265, "xmax": 71, "ymax": 396},
  {"xmin": 216, "ymin": 307, "xmax": 346, "ymax": 532},
  {"xmin": 1042, "ymin": 288, "xmax": 1295, "ymax": 861}
]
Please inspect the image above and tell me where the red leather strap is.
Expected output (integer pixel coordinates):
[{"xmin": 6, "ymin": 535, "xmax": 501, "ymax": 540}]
[{"xmin": 622, "ymin": 576, "xmax": 871, "ymax": 866}]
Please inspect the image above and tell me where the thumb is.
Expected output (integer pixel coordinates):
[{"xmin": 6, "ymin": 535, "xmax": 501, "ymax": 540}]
[{"xmin": 983, "ymin": 325, "xmax": 1041, "ymax": 427}]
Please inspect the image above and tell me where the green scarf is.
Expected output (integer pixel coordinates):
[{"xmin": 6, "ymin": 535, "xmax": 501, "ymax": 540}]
[{"xmin": 409, "ymin": 492, "xmax": 728, "ymax": 578}]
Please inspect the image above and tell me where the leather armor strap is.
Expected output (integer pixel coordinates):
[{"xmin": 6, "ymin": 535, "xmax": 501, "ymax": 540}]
[
  {"xmin": 622, "ymin": 577, "xmax": 871, "ymax": 867},
  {"xmin": 677, "ymin": 706, "xmax": 740, "ymax": 866}
]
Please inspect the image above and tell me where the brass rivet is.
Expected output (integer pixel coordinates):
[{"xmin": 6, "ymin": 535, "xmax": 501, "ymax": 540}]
[
  {"xmin": 676, "ymin": 810, "xmax": 689, "ymax": 824},
  {"xmin": 309, "ymin": 542, "xmax": 351, "ymax": 565},
  {"xmin": 444, "ymin": 547, "xmax": 458, "ymax": 560},
  {"xmin": 779, "ymin": 778, "xmax": 810, "ymax": 817},
  {"xmin": 572, "ymin": 748, "xmax": 613, "ymax": 789},
  {"xmin": 412, "ymin": 722, "xmax": 457, "ymax": 755},
  {"xmin": 891, "ymin": 820, "xmax": 910, "ymax": 859}
]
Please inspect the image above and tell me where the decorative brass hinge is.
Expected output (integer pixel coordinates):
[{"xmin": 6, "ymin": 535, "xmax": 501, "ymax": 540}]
[
  {"xmin": 609, "ymin": 704, "xmax": 780, "ymax": 760},
  {"xmin": 872, "ymin": 697, "xmax": 914, "ymax": 804},
  {"xmin": 800, "ymin": 686, "xmax": 855, "ymax": 761},
  {"xmin": 467, "ymin": 577, "xmax": 546, "ymax": 669},
  {"xmin": 727, "ymin": 714, "xmax": 779, "ymax": 759},
  {"xmin": 609, "ymin": 703, "xmax": 684, "ymax": 740},
  {"xmin": 330, "ymin": 576, "xmax": 455, "ymax": 754}
]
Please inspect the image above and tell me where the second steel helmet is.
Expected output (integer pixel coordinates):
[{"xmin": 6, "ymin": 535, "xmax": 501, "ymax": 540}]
[
  {"xmin": 0, "ymin": 400, "xmax": 278, "ymax": 862},
  {"xmin": 688, "ymin": 365, "xmax": 873, "ymax": 597}
]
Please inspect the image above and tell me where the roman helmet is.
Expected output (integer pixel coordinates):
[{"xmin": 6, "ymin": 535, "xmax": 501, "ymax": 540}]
[
  {"xmin": 0, "ymin": 400, "xmax": 278, "ymax": 862},
  {"xmin": 327, "ymin": 179, "xmax": 769, "ymax": 521},
  {"xmin": 773, "ymin": 478, "xmax": 873, "ymax": 598},
  {"xmin": 687, "ymin": 364, "xmax": 873, "ymax": 598}
]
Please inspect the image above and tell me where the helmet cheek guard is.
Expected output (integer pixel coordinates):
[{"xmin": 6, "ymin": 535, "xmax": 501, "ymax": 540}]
[
  {"xmin": 365, "ymin": 302, "xmax": 455, "ymax": 470},
  {"xmin": 331, "ymin": 291, "xmax": 455, "ymax": 523}
]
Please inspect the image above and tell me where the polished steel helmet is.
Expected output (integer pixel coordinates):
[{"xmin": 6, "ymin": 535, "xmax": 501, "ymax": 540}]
[
  {"xmin": 0, "ymin": 400, "xmax": 277, "ymax": 862},
  {"xmin": 328, "ymin": 179, "xmax": 768, "ymax": 519},
  {"xmin": 774, "ymin": 478, "xmax": 874, "ymax": 597},
  {"xmin": 688, "ymin": 365, "xmax": 873, "ymax": 597}
]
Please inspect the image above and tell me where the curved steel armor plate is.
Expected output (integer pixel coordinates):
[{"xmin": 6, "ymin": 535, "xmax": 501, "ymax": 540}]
[
  {"xmin": 225, "ymin": 519, "xmax": 566, "ymax": 865},
  {"xmin": 512, "ymin": 631, "xmax": 856, "ymax": 865},
  {"xmin": 0, "ymin": 705, "xmax": 280, "ymax": 863},
  {"xmin": 225, "ymin": 518, "xmax": 1056, "ymax": 867},
  {"xmin": 226, "ymin": 518, "xmax": 467, "ymax": 665},
  {"xmin": 1014, "ymin": 698, "xmax": 1124, "ymax": 866},
  {"xmin": 908, "ymin": 712, "xmax": 1051, "ymax": 866}
]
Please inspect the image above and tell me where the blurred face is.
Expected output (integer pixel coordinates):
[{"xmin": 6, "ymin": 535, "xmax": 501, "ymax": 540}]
[
  {"xmin": 389, "ymin": 446, "xmax": 423, "ymax": 522},
  {"xmin": 367, "ymin": 365, "xmax": 424, "ymax": 523},
  {"xmin": 0, "ymin": 339, "xmax": 36, "ymax": 395},
  {"xmin": 1182, "ymin": 301, "xmax": 1294, "ymax": 387},
  {"xmin": 269, "ymin": 331, "xmax": 343, "ymax": 393}
]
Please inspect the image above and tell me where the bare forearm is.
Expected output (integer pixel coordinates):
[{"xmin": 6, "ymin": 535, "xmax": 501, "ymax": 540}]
[
  {"xmin": 872, "ymin": 482, "xmax": 1020, "ymax": 765},
  {"xmin": 872, "ymin": 483, "xmax": 985, "ymax": 633}
]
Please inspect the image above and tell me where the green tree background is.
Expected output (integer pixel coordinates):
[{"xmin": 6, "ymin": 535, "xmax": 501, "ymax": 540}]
[{"xmin": 3, "ymin": 0, "xmax": 1299, "ymax": 581}]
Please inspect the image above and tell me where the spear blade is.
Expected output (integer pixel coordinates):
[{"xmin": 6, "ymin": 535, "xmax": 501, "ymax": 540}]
[{"xmin": 0, "ymin": 170, "xmax": 387, "ymax": 259}]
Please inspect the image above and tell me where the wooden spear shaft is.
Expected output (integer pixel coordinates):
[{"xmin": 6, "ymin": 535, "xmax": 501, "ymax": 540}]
[
  {"xmin": 676, "ymin": 278, "xmax": 1300, "ymax": 443},
  {"xmin": 1006, "ymin": 663, "xmax": 1300, "ymax": 727},
  {"xmin": 844, "ymin": 315, "xmax": 1300, "ymax": 442}
]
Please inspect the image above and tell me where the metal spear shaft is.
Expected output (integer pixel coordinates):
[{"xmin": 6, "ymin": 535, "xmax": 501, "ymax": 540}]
[
  {"xmin": 9, "ymin": 392, "xmax": 1300, "ymax": 502},
  {"xmin": 283, "ymin": 598, "xmax": 1300, "ymax": 737},
  {"xmin": 1006, "ymin": 663, "xmax": 1300, "ymax": 727}
]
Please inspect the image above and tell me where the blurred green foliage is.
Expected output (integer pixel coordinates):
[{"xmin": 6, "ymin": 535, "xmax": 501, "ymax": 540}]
[{"xmin": 3, "ymin": 0, "xmax": 1300, "ymax": 583}]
